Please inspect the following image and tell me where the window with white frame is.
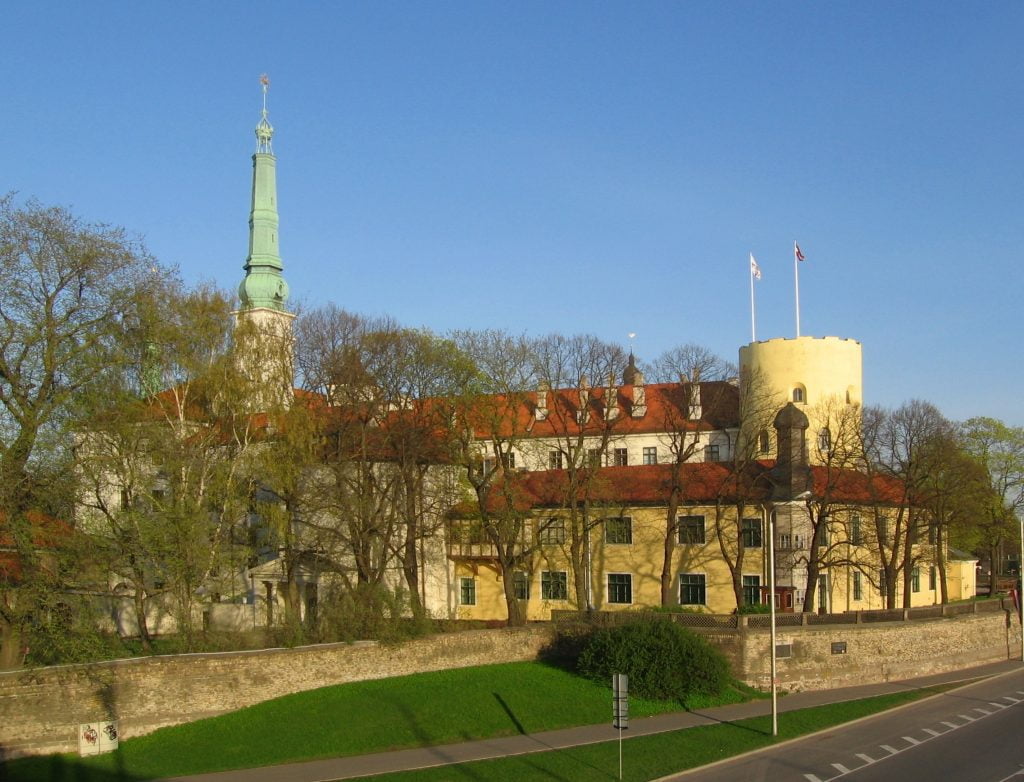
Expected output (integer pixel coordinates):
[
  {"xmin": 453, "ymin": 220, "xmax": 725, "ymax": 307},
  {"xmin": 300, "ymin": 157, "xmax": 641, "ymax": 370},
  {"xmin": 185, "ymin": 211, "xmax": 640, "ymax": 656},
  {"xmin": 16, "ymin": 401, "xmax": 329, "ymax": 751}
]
[
  {"xmin": 541, "ymin": 571, "xmax": 568, "ymax": 600},
  {"xmin": 742, "ymin": 518, "xmax": 762, "ymax": 548},
  {"xmin": 612, "ymin": 447, "xmax": 628, "ymax": 466},
  {"xmin": 460, "ymin": 577, "xmax": 476, "ymax": 605},
  {"xmin": 679, "ymin": 573, "xmax": 706, "ymax": 605},
  {"xmin": 607, "ymin": 573, "xmax": 632, "ymax": 604},
  {"xmin": 539, "ymin": 517, "xmax": 566, "ymax": 544},
  {"xmin": 643, "ymin": 446, "xmax": 658, "ymax": 465},
  {"xmin": 742, "ymin": 575, "xmax": 761, "ymax": 606},
  {"xmin": 853, "ymin": 571, "xmax": 863, "ymax": 600},
  {"xmin": 513, "ymin": 571, "xmax": 530, "ymax": 600},
  {"xmin": 704, "ymin": 444, "xmax": 721, "ymax": 462},
  {"xmin": 548, "ymin": 450, "xmax": 563, "ymax": 470},
  {"xmin": 677, "ymin": 515, "xmax": 706, "ymax": 545},
  {"xmin": 605, "ymin": 516, "xmax": 633, "ymax": 544}
]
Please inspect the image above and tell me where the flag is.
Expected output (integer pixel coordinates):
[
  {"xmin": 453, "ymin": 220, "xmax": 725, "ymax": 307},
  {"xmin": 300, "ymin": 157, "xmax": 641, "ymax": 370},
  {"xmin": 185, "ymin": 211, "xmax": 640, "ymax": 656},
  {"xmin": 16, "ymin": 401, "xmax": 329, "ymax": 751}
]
[
  {"xmin": 794, "ymin": 241, "xmax": 806, "ymax": 262},
  {"xmin": 749, "ymin": 253, "xmax": 761, "ymax": 280}
]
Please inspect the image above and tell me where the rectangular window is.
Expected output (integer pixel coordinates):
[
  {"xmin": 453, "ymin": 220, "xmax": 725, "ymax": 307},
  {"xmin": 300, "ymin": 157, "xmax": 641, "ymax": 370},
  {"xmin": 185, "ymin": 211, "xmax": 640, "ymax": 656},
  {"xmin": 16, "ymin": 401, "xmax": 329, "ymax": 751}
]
[
  {"xmin": 460, "ymin": 577, "xmax": 476, "ymax": 605},
  {"xmin": 607, "ymin": 573, "xmax": 632, "ymax": 604},
  {"xmin": 679, "ymin": 573, "xmax": 706, "ymax": 605},
  {"xmin": 929, "ymin": 566, "xmax": 936, "ymax": 590},
  {"xmin": 677, "ymin": 515, "xmax": 706, "ymax": 545},
  {"xmin": 513, "ymin": 571, "xmax": 530, "ymax": 600},
  {"xmin": 642, "ymin": 446, "xmax": 658, "ymax": 465},
  {"xmin": 588, "ymin": 448, "xmax": 603, "ymax": 467},
  {"xmin": 541, "ymin": 571, "xmax": 568, "ymax": 600},
  {"xmin": 818, "ymin": 574, "xmax": 828, "ymax": 612},
  {"xmin": 482, "ymin": 457, "xmax": 496, "ymax": 475},
  {"xmin": 742, "ymin": 518, "xmax": 762, "ymax": 548},
  {"xmin": 548, "ymin": 450, "xmax": 563, "ymax": 470},
  {"xmin": 613, "ymin": 447, "xmax": 628, "ymax": 466},
  {"xmin": 539, "ymin": 517, "xmax": 566, "ymax": 544},
  {"xmin": 850, "ymin": 515, "xmax": 862, "ymax": 545},
  {"xmin": 853, "ymin": 571, "xmax": 863, "ymax": 600},
  {"xmin": 704, "ymin": 444, "xmax": 721, "ymax": 462},
  {"xmin": 605, "ymin": 516, "xmax": 633, "ymax": 544},
  {"xmin": 501, "ymin": 452, "xmax": 516, "ymax": 469},
  {"xmin": 911, "ymin": 567, "xmax": 920, "ymax": 593},
  {"xmin": 779, "ymin": 532, "xmax": 792, "ymax": 549},
  {"xmin": 878, "ymin": 518, "xmax": 889, "ymax": 541},
  {"xmin": 742, "ymin": 575, "xmax": 761, "ymax": 606},
  {"xmin": 928, "ymin": 524, "xmax": 937, "ymax": 545},
  {"xmin": 818, "ymin": 521, "xmax": 830, "ymax": 548}
]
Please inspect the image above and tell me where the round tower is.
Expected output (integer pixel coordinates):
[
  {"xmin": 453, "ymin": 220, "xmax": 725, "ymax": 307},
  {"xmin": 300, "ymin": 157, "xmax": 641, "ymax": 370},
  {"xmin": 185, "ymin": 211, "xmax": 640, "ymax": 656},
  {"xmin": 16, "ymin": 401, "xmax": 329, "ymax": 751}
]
[{"xmin": 739, "ymin": 336, "xmax": 862, "ymax": 463}]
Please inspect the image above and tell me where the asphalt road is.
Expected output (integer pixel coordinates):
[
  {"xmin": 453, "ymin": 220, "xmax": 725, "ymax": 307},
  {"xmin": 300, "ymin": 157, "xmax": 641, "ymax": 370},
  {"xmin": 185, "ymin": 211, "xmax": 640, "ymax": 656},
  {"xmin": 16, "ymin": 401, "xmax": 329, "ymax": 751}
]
[{"xmin": 665, "ymin": 667, "xmax": 1024, "ymax": 782}]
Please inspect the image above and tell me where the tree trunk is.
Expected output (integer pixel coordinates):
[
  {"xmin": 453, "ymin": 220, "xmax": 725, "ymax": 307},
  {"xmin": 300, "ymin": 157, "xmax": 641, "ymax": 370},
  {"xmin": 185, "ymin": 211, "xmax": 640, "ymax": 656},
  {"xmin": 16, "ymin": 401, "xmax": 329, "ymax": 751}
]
[{"xmin": 661, "ymin": 488, "xmax": 680, "ymax": 606}]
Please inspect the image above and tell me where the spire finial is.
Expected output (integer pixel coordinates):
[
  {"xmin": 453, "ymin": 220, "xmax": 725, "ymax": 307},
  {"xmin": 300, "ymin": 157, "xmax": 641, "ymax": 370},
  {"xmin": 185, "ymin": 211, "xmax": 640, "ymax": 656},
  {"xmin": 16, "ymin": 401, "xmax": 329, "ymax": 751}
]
[{"xmin": 255, "ymin": 73, "xmax": 274, "ymax": 153}]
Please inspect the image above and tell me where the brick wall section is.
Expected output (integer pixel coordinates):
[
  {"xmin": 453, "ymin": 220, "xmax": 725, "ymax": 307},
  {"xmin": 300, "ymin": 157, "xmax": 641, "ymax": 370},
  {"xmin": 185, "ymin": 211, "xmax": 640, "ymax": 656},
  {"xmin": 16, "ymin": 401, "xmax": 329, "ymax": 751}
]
[{"xmin": 0, "ymin": 626, "xmax": 554, "ymax": 758}]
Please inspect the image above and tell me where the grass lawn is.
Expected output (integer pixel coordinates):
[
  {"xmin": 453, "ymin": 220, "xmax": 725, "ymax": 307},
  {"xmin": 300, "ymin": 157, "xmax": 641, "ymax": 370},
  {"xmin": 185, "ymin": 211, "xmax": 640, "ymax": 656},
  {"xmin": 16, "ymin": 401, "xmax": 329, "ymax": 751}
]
[
  {"xmin": 5, "ymin": 661, "xmax": 759, "ymax": 782},
  {"xmin": 366, "ymin": 686, "xmax": 953, "ymax": 781}
]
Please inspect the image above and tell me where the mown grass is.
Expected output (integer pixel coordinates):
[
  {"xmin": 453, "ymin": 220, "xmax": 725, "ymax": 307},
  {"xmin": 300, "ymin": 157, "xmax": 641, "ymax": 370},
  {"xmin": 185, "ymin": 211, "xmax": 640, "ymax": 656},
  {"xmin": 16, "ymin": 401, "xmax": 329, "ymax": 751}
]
[
  {"xmin": 368, "ymin": 686, "xmax": 954, "ymax": 781},
  {"xmin": 5, "ymin": 661, "xmax": 759, "ymax": 782}
]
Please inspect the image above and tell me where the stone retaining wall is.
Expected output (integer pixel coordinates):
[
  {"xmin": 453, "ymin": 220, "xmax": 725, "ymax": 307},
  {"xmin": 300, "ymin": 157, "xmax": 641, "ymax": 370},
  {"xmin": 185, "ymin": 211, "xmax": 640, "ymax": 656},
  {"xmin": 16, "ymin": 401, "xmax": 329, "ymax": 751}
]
[{"xmin": 0, "ymin": 625, "xmax": 554, "ymax": 758}]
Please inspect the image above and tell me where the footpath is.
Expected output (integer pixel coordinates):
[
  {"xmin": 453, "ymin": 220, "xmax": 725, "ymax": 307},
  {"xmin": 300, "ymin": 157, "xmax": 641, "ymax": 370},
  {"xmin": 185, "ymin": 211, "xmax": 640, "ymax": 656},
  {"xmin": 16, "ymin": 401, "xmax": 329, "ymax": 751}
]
[{"xmin": 158, "ymin": 659, "xmax": 1022, "ymax": 782}]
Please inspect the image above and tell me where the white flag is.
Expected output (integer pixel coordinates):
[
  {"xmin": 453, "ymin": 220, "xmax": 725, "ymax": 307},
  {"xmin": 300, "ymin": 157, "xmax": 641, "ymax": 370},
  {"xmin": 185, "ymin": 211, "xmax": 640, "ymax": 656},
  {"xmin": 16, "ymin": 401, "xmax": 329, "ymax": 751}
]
[{"xmin": 749, "ymin": 253, "xmax": 762, "ymax": 280}]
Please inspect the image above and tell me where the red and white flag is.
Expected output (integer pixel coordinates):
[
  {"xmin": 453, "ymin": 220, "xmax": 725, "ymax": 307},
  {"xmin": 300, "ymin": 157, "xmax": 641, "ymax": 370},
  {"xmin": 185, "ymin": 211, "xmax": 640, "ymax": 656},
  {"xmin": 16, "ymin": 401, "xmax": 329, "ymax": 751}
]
[
  {"xmin": 794, "ymin": 241, "xmax": 806, "ymax": 262},
  {"xmin": 750, "ymin": 253, "xmax": 762, "ymax": 280}
]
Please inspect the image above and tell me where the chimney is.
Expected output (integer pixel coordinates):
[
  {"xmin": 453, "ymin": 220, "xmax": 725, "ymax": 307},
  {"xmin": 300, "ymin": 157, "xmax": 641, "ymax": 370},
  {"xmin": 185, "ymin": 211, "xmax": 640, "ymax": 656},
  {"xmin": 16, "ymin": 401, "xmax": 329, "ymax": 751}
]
[
  {"xmin": 535, "ymin": 381, "xmax": 549, "ymax": 421},
  {"xmin": 605, "ymin": 372, "xmax": 619, "ymax": 421},
  {"xmin": 577, "ymin": 375, "xmax": 590, "ymax": 424},
  {"xmin": 631, "ymin": 369, "xmax": 647, "ymax": 418}
]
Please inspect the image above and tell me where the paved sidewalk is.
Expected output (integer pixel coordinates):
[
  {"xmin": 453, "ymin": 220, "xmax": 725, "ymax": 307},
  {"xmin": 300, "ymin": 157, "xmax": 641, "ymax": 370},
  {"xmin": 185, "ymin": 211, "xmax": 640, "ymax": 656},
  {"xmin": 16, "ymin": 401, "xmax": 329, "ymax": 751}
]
[{"xmin": 158, "ymin": 660, "xmax": 1022, "ymax": 782}]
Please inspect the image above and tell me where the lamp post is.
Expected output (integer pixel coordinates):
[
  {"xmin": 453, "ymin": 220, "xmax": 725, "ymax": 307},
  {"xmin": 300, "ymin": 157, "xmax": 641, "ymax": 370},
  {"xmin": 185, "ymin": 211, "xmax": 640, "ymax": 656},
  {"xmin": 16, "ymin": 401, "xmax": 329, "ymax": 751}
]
[{"xmin": 767, "ymin": 503, "xmax": 778, "ymax": 737}]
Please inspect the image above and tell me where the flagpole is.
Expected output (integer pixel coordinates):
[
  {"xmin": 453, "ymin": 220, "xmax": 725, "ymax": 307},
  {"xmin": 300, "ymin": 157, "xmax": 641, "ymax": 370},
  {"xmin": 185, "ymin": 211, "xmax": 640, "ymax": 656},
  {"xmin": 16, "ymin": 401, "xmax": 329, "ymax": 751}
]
[
  {"xmin": 794, "ymin": 241, "xmax": 801, "ymax": 338},
  {"xmin": 750, "ymin": 259, "xmax": 757, "ymax": 342}
]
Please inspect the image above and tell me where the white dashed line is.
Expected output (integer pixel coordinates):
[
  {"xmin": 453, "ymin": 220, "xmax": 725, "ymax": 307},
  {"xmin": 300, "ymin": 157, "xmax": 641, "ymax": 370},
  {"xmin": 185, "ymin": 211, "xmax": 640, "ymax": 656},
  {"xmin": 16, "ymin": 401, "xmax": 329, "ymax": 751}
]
[{"xmin": 804, "ymin": 687, "xmax": 1024, "ymax": 782}]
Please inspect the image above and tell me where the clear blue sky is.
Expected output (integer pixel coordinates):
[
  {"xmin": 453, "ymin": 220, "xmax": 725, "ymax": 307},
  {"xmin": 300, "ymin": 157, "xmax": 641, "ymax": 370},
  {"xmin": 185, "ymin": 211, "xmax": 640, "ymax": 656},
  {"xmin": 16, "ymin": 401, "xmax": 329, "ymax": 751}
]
[{"xmin": 5, "ymin": 2, "xmax": 1021, "ymax": 425}]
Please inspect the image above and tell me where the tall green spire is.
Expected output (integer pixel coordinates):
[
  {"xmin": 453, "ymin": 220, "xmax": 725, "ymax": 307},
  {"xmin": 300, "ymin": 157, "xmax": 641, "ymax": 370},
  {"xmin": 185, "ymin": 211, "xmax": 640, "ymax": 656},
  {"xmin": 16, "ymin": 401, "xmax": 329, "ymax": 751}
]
[{"xmin": 239, "ymin": 74, "xmax": 289, "ymax": 311}]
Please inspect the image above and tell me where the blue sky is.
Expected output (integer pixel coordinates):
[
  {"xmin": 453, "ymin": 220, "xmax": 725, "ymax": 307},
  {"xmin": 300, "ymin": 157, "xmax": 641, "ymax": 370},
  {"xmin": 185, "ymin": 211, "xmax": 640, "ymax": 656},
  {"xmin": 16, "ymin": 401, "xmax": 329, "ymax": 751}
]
[{"xmin": 4, "ymin": 2, "xmax": 1021, "ymax": 425}]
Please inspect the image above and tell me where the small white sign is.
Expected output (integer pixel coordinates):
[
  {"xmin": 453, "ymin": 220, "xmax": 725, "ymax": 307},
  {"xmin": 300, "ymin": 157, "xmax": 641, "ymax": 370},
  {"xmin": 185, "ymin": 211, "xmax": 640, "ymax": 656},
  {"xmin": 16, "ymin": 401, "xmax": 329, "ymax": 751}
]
[{"xmin": 78, "ymin": 721, "xmax": 119, "ymax": 756}]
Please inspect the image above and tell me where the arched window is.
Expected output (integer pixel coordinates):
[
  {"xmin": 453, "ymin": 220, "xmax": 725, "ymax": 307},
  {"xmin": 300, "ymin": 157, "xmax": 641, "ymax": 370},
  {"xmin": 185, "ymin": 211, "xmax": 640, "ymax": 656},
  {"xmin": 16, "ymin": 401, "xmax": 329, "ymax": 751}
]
[
  {"xmin": 792, "ymin": 384, "xmax": 806, "ymax": 403},
  {"xmin": 758, "ymin": 430, "xmax": 770, "ymax": 454},
  {"xmin": 818, "ymin": 428, "xmax": 831, "ymax": 453}
]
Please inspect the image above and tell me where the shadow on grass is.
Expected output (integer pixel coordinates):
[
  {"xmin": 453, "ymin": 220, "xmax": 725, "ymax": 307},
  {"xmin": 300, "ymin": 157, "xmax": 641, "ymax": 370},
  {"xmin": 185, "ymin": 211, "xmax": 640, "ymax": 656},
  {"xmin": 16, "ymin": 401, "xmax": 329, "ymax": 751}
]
[
  {"xmin": 493, "ymin": 692, "xmax": 527, "ymax": 735},
  {"xmin": 3, "ymin": 749, "xmax": 146, "ymax": 782}
]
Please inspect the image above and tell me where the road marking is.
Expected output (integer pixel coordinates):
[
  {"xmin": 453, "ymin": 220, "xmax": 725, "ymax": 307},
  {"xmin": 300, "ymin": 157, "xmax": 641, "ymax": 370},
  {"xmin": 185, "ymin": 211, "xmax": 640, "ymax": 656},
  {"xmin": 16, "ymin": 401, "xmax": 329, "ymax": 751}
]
[{"xmin": 791, "ymin": 686, "xmax": 1024, "ymax": 782}]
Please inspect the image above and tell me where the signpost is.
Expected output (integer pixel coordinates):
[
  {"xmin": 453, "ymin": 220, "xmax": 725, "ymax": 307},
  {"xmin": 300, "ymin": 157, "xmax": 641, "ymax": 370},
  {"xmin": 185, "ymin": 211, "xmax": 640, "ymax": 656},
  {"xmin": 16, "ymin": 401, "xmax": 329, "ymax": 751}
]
[{"xmin": 613, "ymin": 673, "xmax": 628, "ymax": 780}]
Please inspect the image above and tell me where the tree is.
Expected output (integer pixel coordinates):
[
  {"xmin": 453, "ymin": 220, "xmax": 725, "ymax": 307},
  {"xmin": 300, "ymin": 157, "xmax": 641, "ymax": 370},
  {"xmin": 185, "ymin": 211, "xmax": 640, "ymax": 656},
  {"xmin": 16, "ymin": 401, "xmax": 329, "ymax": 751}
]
[
  {"xmin": 449, "ymin": 329, "xmax": 539, "ymax": 625},
  {"xmin": 0, "ymin": 196, "xmax": 165, "ymax": 667},
  {"xmin": 961, "ymin": 417, "xmax": 1024, "ymax": 593},
  {"xmin": 530, "ymin": 333, "xmax": 628, "ymax": 610}
]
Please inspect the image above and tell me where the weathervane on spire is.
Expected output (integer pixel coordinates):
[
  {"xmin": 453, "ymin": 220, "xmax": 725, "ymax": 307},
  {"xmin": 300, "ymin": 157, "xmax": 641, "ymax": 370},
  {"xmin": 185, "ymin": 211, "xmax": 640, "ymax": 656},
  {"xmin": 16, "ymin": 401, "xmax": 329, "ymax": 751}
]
[{"xmin": 255, "ymin": 73, "xmax": 274, "ymax": 154}]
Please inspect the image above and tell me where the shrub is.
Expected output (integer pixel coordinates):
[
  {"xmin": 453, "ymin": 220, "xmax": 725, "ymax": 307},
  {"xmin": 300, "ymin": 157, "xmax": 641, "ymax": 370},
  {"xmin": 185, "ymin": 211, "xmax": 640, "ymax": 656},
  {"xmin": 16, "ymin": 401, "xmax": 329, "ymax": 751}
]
[{"xmin": 576, "ymin": 617, "xmax": 730, "ymax": 701}]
